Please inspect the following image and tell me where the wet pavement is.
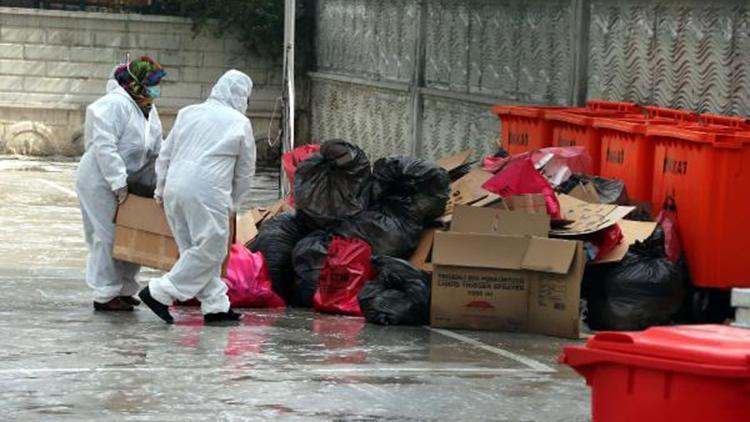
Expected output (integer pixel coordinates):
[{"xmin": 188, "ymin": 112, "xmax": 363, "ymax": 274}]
[{"xmin": 0, "ymin": 158, "xmax": 590, "ymax": 421}]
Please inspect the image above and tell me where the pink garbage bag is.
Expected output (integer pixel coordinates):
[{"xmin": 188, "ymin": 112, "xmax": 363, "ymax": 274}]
[
  {"xmin": 482, "ymin": 157, "xmax": 561, "ymax": 218},
  {"xmin": 224, "ymin": 243, "xmax": 286, "ymax": 308}
]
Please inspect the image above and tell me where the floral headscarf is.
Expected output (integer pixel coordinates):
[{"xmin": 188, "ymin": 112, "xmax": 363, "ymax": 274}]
[{"xmin": 114, "ymin": 55, "xmax": 166, "ymax": 115}]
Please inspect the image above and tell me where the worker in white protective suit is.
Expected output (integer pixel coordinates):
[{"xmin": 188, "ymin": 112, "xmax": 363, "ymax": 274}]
[
  {"xmin": 76, "ymin": 56, "xmax": 166, "ymax": 311},
  {"xmin": 139, "ymin": 69, "xmax": 256, "ymax": 325}
]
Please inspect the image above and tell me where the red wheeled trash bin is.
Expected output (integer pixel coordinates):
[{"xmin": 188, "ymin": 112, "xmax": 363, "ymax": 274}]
[
  {"xmin": 492, "ymin": 105, "xmax": 565, "ymax": 156},
  {"xmin": 647, "ymin": 126, "xmax": 750, "ymax": 288},
  {"xmin": 561, "ymin": 325, "xmax": 750, "ymax": 422}
]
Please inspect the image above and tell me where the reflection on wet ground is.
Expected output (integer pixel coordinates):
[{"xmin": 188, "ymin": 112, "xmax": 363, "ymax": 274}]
[{"xmin": 0, "ymin": 159, "xmax": 589, "ymax": 421}]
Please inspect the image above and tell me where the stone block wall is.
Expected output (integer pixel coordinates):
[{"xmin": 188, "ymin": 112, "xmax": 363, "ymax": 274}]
[{"xmin": 0, "ymin": 7, "xmax": 282, "ymax": 159}]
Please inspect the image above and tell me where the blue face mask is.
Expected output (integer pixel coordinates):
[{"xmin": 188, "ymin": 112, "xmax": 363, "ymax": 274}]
[{"xmin": 144, "ymin": 85, "xmax": 161, "ymax": 99}]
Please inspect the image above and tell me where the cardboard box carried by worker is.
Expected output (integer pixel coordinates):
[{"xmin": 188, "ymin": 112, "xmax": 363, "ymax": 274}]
[{"xmin": 112, "ymin": 195, "xmax": 235, "ymax": 275}]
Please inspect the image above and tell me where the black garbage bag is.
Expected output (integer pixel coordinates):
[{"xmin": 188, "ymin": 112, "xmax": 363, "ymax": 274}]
[
  {"xmin": 294, "ymin": 140, "xmax": 371, "ymax": 230},
  {"xmin": 247, "ymin": 212, "xmax": 308, "ymax": 300},
  {"xmin": 290, "ymin": 231, "xmax": 332, "ymax": 307},
  {"xmin": 358, "ymin": 256, "xmax": 431, "ymax": 326},
  {"xmin": 127, "ymin": 153, "xmax": 157, "ymax": 197},
  {"xmin": 557, "ymin": 174, "xmax": 627, "ymax": 205},
  {"xmin": 334, "ymin": 210, "xmax": 423, "ymax": 258},
  {"xmin": 368, "ymin": 156, "xmax": 451, "ymax": 224},
  {"xmin": 585, "ymin": 226, "xmax": 686, "ymax": 331}
]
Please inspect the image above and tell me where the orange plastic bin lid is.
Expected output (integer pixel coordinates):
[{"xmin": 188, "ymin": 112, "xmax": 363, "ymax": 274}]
[
  {"xmin": 586, "ymin": 325, "xmax": 750, "ymax": 368},
  {"xmin": 492, "ymin": 105, "xmax": 567, "ymax": 118},
  {"xmin": 546, "ymin": 109, "xmax": 640, "ymax": 126},
  {"xmin": 646, "ymin": 124, "xmax": 750, "ymax": 148}
]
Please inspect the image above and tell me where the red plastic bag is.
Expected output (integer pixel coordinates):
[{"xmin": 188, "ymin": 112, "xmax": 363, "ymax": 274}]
[
  {"xmin": 282, "ymin": 144, "xmax": 321, "ymax": 205},
  {"xmin": 482, "ymin": 146, "xmax": 591, "ymax": 176},
  {"xmin": 224, "ymin": 243, "xmax": 285, "ymax": 308},
  {"xmin": 482, "ymin": 154, "xmax": 513, "ymax": 173},
  {"xmin": 529, "ymin": 146, "xmax": 592, "ymax": 176},
  {"xmin": 481, "ymin": 157, "xmax": 561, "ymax": 218},
  {"xmin": 313, "ymin": 237, "xmax": 374, "ymax": 316},
  {"xmin": 585, "ymin": 224, "xmax": 625, "ymax": 261},
  {"xmin": 657, "ymin": 197, "xmax": 682, "ymax": 263}
]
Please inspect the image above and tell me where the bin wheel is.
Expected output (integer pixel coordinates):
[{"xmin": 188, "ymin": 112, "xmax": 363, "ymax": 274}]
[
  {"xmin": 691, "ymin": 288, "xmax": 732, "ymax": 323},
  {"xmin": 691, "ymin": 289, "xmax": 711, "ymax": 323}
]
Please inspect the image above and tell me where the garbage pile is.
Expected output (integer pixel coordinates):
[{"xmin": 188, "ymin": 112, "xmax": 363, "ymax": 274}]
[
  {"xmin": 241, "ymin": 140, "xmax": 447, "ymax": 326},
  {"xmin": 223, "ymin": 137, "xmax": 685, "ymax": 335}
]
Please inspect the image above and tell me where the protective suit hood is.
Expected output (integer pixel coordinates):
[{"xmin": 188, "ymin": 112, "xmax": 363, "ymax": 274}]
[{"xmin": 209, "ymin": 69, "xmax": 253, "ymax": 114}]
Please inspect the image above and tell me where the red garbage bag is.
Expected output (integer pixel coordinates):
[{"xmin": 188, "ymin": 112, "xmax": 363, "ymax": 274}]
[
  {"xmin": 585, "ymin": 224, "xmax": 625, "ymax": 261},
  {"xmin": 481, "ymin": 157, "xmax": 561, "ymax": 218},
  {"xmin": 657, "ymin": 197, "xmax": 682, "ymax": 263},
  {"xmin": 282, "ymin": 144, "xmax": 321, "ymax": 205},
  {"xmin": 313, "ymin": 237, "xmax": 374, "ymax": 316},
  {"xmin": 225, "ymin": 243, "xmax": 286, "ymax": 308}
]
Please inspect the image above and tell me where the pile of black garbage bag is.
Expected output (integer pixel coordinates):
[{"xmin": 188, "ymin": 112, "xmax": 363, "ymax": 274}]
[
  {"xmin": 248, "ymin": 140, "xmax": 448, "ymax": 326},
  {"xmin": 583, "ymin": 225, "xmax": 687, "ymax": 331}
]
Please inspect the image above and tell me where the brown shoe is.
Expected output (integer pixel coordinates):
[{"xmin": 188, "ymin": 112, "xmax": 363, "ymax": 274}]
[
  {"xmin": 93, "ymin": 297, "xmax": 134, "ymax": 312},
  {"xmin": 119, "ymin": 296, "xmax": 141, "ymax": 306}
]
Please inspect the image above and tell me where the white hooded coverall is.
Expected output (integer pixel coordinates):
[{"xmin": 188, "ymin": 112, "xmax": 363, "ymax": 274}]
[
  {"xmin": 76, "ymin": 76, "xmax": 163, "ymax": 303},
  {"xmin": 149, "ymin": 70, "xmax": 256, "ymax": 314}
]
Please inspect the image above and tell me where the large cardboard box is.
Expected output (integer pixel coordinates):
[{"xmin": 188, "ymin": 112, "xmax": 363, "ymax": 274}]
[
  {"xmin": 113, "ymin": 195, "xmax": 234, "ymax": 274},
  {"xmin": 430, "ymin": 205, "xmax": 585, "ymax": 338}
]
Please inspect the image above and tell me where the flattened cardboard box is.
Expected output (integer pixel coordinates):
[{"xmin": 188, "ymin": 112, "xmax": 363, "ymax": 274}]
[
  {"xmin": 430, "ymin": 206, "xmax": 584, "ymax": 339},
  {"xmin": 552, "ymin": 194, "xmax": 635, "ymax": 236},
  {"xmin": 113, "ymin": 195, "xmax": 234, "ymax": 275},
  {"xmin": 436, "ymin": 149, "xmax": 473, "ymax": 172}
]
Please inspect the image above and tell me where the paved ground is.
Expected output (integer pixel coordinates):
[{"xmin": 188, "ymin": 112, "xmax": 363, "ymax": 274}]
[{"xmin": 0, "ymin": 158, "xmax": 590, "ymax": 421}]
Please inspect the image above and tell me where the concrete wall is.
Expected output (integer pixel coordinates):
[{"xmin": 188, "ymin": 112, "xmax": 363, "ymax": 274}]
[{"xmin": 0, "ymin": 7, "xmax": 282, "ymax": 159}]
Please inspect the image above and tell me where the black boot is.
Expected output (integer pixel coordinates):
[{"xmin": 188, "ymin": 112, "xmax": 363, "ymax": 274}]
[
  {"xmin": 138, "ymin": 286, "xmax": 174, "ymax": 324},
  {"xmin": 119, "ymin": 296, "xmax": 141, "ymax": 306},
  {"xmin": 93, "ymin": 297, "xmax": 134, "ymax": 312},
  {"xmin": 204, "ymin": 309, "xmax": 243, "ymax": 326}
]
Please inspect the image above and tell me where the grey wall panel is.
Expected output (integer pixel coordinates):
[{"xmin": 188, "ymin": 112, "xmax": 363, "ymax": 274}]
[
  {"xmin": 732, "ymin": 6, "xmax": 750, "ymax": 116},
  {"xmin": 587, "ymin": 1, "xmax": 655, "ymax": 104},
  {"xmin": 516, "ymin": 0, "xmax": 575, "ymax": 105},
  {"xmin": 466, "ymin": 1, "xmax": 520, "ymax": 99},
  {"xmin": 420, "ymin": 95, "xmax": 498, "ymax": 162},
  {"xmin": 588, "ymin": 0, "xmax": 747, "ymax": 115},
  {"xmin": 424, "ymin": 0, "xmax": 472, "ymax": 92},
  {"xmin": 310, "ymin": 78, "xmax": 412, "ymax": 160},
  {"xmin": 316, "ymin": 0, "xmax": 417, "ymax": 82},
  {"xmin": 425, "ymin": 0, "xmax": 574, "ymax": 104},
  {"xmin": 652, "ymin": 1, "xmax": 736, "ymax": 114}
]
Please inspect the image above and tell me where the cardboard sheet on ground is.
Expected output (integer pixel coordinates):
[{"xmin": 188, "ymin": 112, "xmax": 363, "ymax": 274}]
[
  {"xmin": 551, "ymin": 194, "xmax": 635, "ymax": 236},
  {"xmin": 236, "ymin": 211, "xmax": 259, "ymax": 245},
  {"xmin": 409, "ymin": 228, "xmax": 438, "ymax": 273},
  {"xmin": 436, "ymin": 149, "xmax": 473, "ymax": 172},
  {"xmin": 594, "ymin": 220, "xmax": 657, "ymax": 264},
  {"xmin": 444, "ymin": 168, "xmax": 493, "ymax": 215},
  {"xmin": 451, "ymin": 206, "xmax": 550, "ymax": 237},
  {"xmin": 567, "ymin": 181, "xmax": 600, "ymax": 204}
]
